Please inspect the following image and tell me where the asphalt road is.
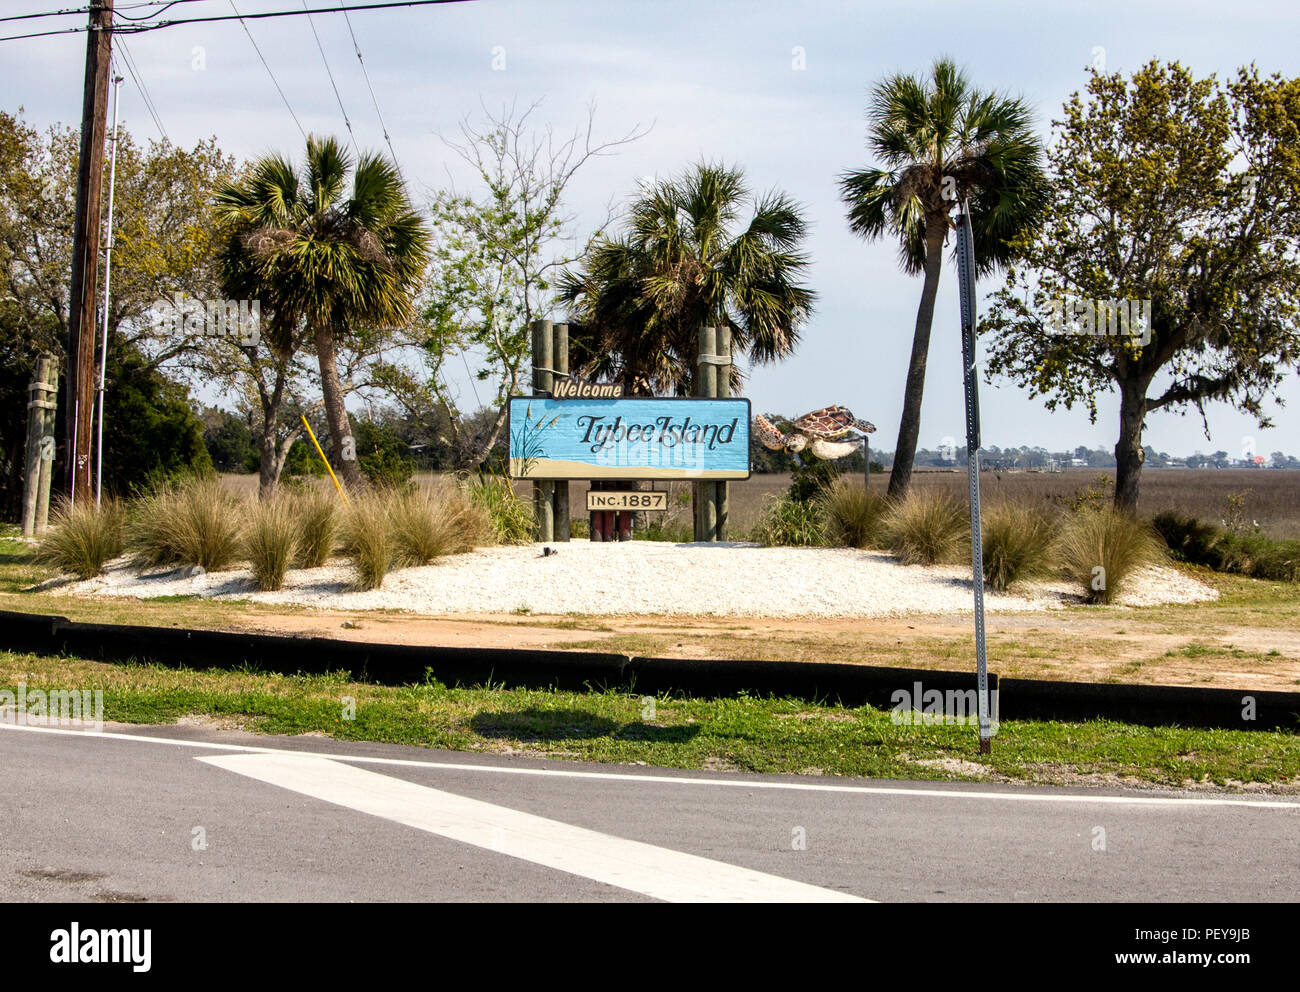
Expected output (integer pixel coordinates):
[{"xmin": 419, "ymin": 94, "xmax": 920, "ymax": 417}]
[{"xmin": 2, "ymin": 722, "xmax": 1297, "ymax": 902}]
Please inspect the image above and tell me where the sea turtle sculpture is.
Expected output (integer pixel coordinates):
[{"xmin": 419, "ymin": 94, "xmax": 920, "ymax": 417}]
[{"xmin": 754, "ymin": 406, "xmax": 876, "ymax": 460}]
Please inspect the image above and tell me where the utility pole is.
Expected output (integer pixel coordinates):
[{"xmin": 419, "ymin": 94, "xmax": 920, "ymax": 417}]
[{"xmin": 65, "ymin": 0, "xmax": 114, "ymax": 503}]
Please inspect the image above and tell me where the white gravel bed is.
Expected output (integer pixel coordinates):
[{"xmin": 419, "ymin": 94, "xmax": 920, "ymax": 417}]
[{"xmin": 61, "ymin": 542, "xmax": 1218, "ymax": 619}]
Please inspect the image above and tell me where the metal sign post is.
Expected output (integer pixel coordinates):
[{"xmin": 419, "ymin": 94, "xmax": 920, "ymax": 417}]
[
  {"xmin": 955, "ymin": 205, "xmax": 993, "ymax": 754},
  {"xmin": 95, "ymin": 68, "xmax": 123, "ymax": 507}
]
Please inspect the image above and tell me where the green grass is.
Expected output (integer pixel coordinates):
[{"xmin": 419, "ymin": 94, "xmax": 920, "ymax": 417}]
[
  {"xmin": 467, "ymin": 473, "xmax": 534, "ymax": 544},
  {"xmin": 633, "ymin": 519, "xmax": 695, "ymax": 542},
  {"xmin": 750, "ymin": 494, "xmax": 826, "ymax": 547},
  {"xmin": 1, "ymin": 649, "xmax": 1295, "ymax": 787},
  {"xmin": 1153, "ymin": 511, "xmax": 1300, "ymax": 581},
  {"xmin": 1162, "ymin": 642, "xmax": 1283, "ymax": 663}
]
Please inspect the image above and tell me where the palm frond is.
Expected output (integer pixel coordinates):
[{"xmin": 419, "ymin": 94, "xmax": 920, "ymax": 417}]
[
  {"xmin": 213, "ymin": 134, "xmax": 431, "ymax": 359},
  {"xmin": 560, "ymin": 161, "xmax": 814, "ymax": 394},
  {"xmin": 304, "ymin": 135, "xmax": 351, "ymax": 215},
  {"xmin": 842, "ymin": 57, "xmax": 1048, "ymax": 278}
]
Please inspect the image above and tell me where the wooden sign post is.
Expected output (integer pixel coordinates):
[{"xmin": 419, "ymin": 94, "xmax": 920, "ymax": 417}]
[
  {"xmin": 22, "ymin": 354, "xmax": 59, "ymax": 537},
  {"xmin": 553, "ymin": 322, "xmax": 570, "ymax": 542},
  {"xmin": 694, "ymin": 326, "xmax": 732, "ymax": 541},
  {"xmin": 530, "ymin": 319, "xmax": 571, "ymax": 543},
  {"xmin": 716, "ymin": 325, "xmax": 731, "ymax": 541}
]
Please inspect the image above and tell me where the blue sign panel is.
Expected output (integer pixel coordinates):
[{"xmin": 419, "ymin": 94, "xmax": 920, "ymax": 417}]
[{"xmin": 508, "ymin": 397, "xmax": 751, "ymax": 480}]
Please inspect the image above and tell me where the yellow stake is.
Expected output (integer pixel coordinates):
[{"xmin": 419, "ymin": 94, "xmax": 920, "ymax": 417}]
[{"xmin": 301, "ymin": 414, "xmax": 350, "ymax": 506}]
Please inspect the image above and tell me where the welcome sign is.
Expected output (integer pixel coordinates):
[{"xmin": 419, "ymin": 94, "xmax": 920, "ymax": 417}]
[{"xmin": 508, "ymin": 397, "xmax": 751, "ymax": 480}]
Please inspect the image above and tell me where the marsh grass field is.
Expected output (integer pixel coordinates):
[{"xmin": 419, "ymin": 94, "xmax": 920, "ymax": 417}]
[
  {"xmin": 223, "ymin": 467, "xmax": 1300, "ymax": 538},
  {"xmin": 705, "ymin": 468, "xmax": 1300, "ymax": 538}
]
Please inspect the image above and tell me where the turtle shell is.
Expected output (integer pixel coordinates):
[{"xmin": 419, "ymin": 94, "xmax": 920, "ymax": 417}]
[{"xmin": 792, "ymin": 405, "xmax": 864, "ymax": 439}]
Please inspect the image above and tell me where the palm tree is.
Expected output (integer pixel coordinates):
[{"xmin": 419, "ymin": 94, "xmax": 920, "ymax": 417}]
[
  {"xmin": 840, "ymin": 58, "xmax": 1048, "ymax": 499},
  {"xmin": 560, "ymin": 162, "xmax": 815, "ymax": 395},
  {"xmin": 214, "ymin": 136, "xmax": 429, "ymax": 489}
]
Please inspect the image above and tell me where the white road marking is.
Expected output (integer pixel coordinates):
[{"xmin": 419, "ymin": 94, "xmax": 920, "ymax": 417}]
[
  {"xmin": 199, "ymin": 751, "xmax": 868, "ymax": 903},
  {"xmin": 4, "ymin": 722, "xmax": 1299, "ymax": 810}
]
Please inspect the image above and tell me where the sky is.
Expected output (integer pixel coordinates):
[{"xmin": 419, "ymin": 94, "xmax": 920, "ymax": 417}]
[{"xmin": 4, "ymin": 0, "xmax": 1300, "ymax": 458}]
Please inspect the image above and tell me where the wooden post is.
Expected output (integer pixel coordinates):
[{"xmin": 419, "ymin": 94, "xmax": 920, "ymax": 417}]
[
  {"xmin": 716, "ymin": 325, "xmax": 731, "ymax": 541},
  {"xmin": 704, "ymin": 326, "xmax": 718, "ymax": 541},
  {"xmin": 23, "ymin": 355, "xmax": 59, "ymax": 537},
  {"xmin": 554, "ymin": 481, "xmax": 570, "ymax": 541},
  {"xmin": 35, "ymin": 369, "xmax": 56, "ymax": 534},
  {"xmin": 601, "ymin": 489, "xmax": 616, "ymax": 542},
  {"xmin": 695, "ymin": 326, "xmax": 718, "ymax": 541},
  {"xmin": 531, "ymin": 319, "xmax": 554, "ymax": 542},
  {"xmin": 864, "ymin": 437, "xmax": 870, "ymax": 490},
  {"xmin": 552, "ymin": 322, "xmax": 570, "ymax": 542}
]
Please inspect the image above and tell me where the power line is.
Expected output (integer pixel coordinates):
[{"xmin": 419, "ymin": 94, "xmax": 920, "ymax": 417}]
[
  {"xmin": 338, "ymin": 0, "xmax": 398, "ymax": 166},
  {"xmin": 0, "ymin": 0, "xmax": 206, "ymax": 27},
  {"xmin": 1, "ymin": 22, "xmax": 88, "ymax": 41},
  {"xmin": 302, "ymin": 0, "xmax": 359, "ymax": 159},
  {"xmin": 114, "ymin": 0, "xmax": 212, "ymax": 9},
  {"xmin": 138, "ymin": 0, "xmax": 479, "ymax": 32},
  {"xmin": 0, "ymin": 0, "xmax": 478, "ymax": 40},
  {"xmin": 0, "ymin": 5, "xmax": 95, "ymax": 24},
  {"xmin": 229, "ymin": 0, "xmax": 306, "ymax": 140},
  {"xmin": 116, "ymin": 36, "xmax": 169, "ymax": 142},
  {"xmin": 113, "ymin": 1, "xmax": 211, "ymax": 22}
]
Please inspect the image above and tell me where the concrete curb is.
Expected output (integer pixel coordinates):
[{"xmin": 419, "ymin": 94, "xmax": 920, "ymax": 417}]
[{"xmin": 1, "ymin": 609, "xmax": 1296, "ymax": 731}]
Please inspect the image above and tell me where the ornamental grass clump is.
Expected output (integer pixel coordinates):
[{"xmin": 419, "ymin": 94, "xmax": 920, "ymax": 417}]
[
  {"xmin": 244, "ymin": 496, "xmax": 298, "ymax": 591},
  {"xmin": 466, "ymin": 473, "xmax": 534, "ymax": 544},
  {"xmin": 882, "ymin": 489, "xmax": 967, "ymax": 565},
  {"xmin": 36, "ymin": 498, "xmax": 126, "ymax": 579},
  {"xmin": 128, "ymin": 477, "xmax": 243, "ymax": 571},
  {"xmin": 293, "ymin": 487, "xmax": 341, "ymax": 568},
  {"xmin": 981, "ymin": 501, "xmax": 1056, "ymax": 592},
  {"xmin": 390, "ymin": 484, "xmax": 492, "ymax": 566},
  {"xmin": 1057, "ymin": 506, "xmax": 1162, "ymax": 604},
  {"xmin": 818, "ymin": 479, "xmax": 887, "ymax": 549},
  {"xmin": 345, "ymin": 493, "xmax": 393, "ymax": 590}
]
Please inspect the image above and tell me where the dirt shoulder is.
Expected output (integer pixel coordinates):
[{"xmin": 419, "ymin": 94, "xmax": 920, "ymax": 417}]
[{"xmin": 219, "ymin": 606, "xmax": 1300, "ymax": 693}]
